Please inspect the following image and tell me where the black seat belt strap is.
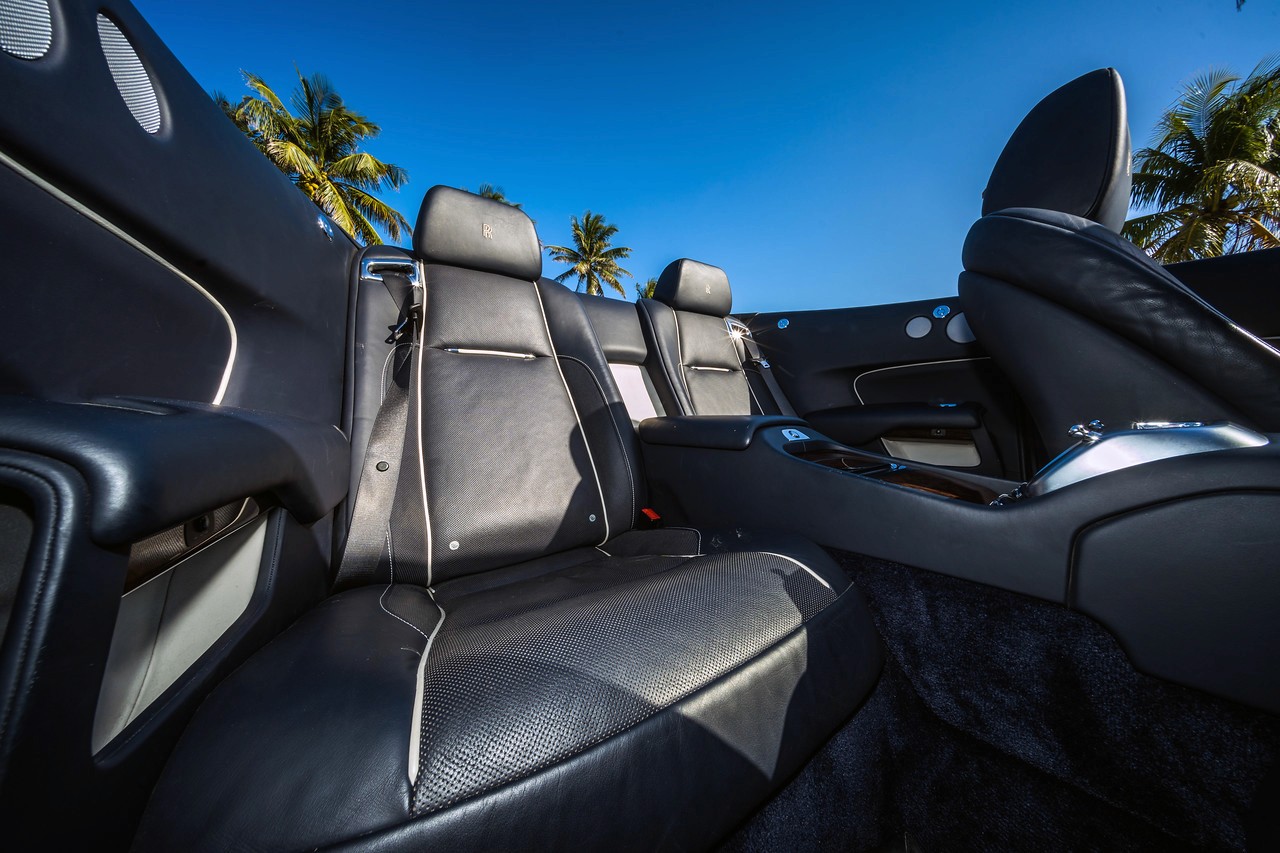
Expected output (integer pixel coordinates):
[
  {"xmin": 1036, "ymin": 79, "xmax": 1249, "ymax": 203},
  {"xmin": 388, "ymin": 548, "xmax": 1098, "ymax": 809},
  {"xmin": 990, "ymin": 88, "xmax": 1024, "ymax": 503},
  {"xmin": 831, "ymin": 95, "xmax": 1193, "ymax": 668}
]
[
  {"xmin": 334, "ymin": 271, "xmax": 430, "ymax": 591},
  {"xmin": 739, "ymin": 332, "xmax": 798, "ymax": 417}
]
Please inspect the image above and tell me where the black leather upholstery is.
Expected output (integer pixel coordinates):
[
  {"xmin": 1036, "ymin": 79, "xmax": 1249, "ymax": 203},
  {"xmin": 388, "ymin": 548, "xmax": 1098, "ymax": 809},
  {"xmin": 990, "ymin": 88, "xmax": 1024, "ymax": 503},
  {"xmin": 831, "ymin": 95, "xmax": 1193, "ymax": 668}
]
[
  {"xmin": 415, "ymin": 185, "xmax": 541, "ymax": 280},
  {"xmin": 578, "ymin": 292, "xmax": 649, "ymax": 364},
  {"xmin": 642, "ymin": 258, "xmax": 763, "ymax": 416},
  {"xmin": 542, "ymin": 282, "xmax": 646, "ymax": 533},
  {"xmin": 655, "ymin": 258, "xmax": 733, "ymax": 316},
  {"xmin": 981, "ymin": 68, "xmax": 1131, "ymax": 233},
  {"xmin": 638, "ymin": 415, "xmax": 807, "ymax": 450},
  {"xmin": 0, "ymin": 395, "xmax": 348, "ymax": 544},
  {"xmin": 137, "ymin": 188, "xmax": 881, "ymax": 851},
  {"xmin": 961, "ymin": 70, "xmax": 1280, "ymax": 456}
]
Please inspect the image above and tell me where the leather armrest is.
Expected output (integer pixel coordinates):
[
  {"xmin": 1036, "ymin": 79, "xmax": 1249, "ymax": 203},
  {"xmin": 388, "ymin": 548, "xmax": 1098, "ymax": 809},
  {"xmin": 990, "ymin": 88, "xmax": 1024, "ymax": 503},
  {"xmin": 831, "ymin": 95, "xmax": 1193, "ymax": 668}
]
[
  {"xmin": 803, "ymin": 402, "xmax": 982, "ymax": 446},
  {"xmin": 0, "ymin": 395, "xmax": 349, "ymax": 544},
  {"xmin": 637, "ymin": 415, "xmax": 807, "ymax": 451}
]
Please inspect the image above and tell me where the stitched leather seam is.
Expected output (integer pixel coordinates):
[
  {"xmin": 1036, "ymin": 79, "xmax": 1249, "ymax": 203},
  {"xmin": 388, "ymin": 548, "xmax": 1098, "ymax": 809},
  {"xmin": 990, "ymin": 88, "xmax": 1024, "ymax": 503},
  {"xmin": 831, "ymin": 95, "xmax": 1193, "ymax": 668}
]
[
  {"xmin": 0, "ymin": 463, "xmax": 59, "ymax": 749},
  {"xmin": 638, "ymin": 301, "xmax": 691, "ymax": 416},
  {"xmin": 113, "ymin": 513, "xmax": 287, "ymax": 753},
  {"xmin": 533, "ymin": 282, "xmax": 609, "ymax": 544},
  {"xmin": 380, "ymin": 342, "xmax": 417, "ymax": 403},
  {"xmin": 558, "ymin": 354, "xmax": 636, "ymax": 530},
  {"xmin": 663, "ymin": 526, "xmax": 702, "ymax": 556},
  {"xmin": 670, "ymin": 309, "xmax": 695, "ymax": 410}
]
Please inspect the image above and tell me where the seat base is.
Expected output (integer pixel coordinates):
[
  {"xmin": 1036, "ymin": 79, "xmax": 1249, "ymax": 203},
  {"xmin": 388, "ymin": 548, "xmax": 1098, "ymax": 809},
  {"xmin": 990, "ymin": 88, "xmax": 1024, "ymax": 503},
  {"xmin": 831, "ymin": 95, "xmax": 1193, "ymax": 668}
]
[{"xmin": 135, "ymin": 529, "xmax": 881, "ymax": 852}]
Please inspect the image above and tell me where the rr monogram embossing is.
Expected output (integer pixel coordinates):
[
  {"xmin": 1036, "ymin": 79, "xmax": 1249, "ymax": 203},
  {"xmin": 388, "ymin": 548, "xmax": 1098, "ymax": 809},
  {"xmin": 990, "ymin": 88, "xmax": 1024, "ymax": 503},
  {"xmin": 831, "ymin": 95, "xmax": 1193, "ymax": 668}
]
[{"xmin": 482, "ymin": 223, "xmax": 494, "ymax": 240}]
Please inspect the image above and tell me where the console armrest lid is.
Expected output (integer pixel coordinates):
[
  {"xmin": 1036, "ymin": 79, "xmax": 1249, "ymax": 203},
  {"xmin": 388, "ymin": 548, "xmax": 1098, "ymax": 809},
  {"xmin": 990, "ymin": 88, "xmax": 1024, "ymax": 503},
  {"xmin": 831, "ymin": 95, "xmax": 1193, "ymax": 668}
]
[{"xmin": 638, "ymin": 415, "xmax": 807, "ymax": 451}]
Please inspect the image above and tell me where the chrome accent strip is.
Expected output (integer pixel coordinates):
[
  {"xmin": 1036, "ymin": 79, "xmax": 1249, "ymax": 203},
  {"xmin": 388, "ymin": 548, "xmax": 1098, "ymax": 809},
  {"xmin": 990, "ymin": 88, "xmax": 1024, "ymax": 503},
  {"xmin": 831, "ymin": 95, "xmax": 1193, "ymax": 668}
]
[
  {"xmin": 361, "ymin": 257, "xmax": 420, "ymax": 285},
  {"xmin": 444, "ymin": 347, "xmax": 535, "ymax": 359},
  {"xmin": 1025, "ymin": 421, "xmax": 1269, "ymax": 497}
]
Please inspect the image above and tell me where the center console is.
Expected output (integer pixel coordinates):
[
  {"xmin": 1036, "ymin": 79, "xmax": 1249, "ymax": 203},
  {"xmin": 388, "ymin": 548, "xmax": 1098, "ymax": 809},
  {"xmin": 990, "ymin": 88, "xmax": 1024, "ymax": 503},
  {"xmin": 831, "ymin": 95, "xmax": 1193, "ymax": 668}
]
[{"xmin": 638, "ymin": 413, "xmax": 1280, "ymax": 714}]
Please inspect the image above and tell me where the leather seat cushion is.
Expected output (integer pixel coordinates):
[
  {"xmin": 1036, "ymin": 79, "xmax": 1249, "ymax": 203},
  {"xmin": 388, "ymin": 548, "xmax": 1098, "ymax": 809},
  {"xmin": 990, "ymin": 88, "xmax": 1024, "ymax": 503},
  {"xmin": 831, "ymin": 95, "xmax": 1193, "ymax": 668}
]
[{"xmin": 135, "ymin": 528, "xmax": 882, "ymax": 852}]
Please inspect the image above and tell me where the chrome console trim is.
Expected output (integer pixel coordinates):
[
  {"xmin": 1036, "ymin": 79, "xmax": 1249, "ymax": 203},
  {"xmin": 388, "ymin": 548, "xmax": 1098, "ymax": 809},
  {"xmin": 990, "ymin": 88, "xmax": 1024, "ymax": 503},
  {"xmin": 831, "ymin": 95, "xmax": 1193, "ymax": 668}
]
[{"xmin": 1023, "ymin": 421, "xmax": 1269, "ymax": 498}]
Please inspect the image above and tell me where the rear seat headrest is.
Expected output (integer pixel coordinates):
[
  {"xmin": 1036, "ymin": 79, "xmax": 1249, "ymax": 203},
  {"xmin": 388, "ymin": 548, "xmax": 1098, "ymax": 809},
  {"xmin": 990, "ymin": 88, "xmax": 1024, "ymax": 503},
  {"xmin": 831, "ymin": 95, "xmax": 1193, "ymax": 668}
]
[
  {"xmin": 654, "ymin": 258, "xmax": 732, "ymax": 316},
  {"xmin": 982, "ymin": 67, "xmax": 1132, "ymax": 233},
  {"xmin": 414, "ymin": 185, "xmax": 542, "ymax": 280}
]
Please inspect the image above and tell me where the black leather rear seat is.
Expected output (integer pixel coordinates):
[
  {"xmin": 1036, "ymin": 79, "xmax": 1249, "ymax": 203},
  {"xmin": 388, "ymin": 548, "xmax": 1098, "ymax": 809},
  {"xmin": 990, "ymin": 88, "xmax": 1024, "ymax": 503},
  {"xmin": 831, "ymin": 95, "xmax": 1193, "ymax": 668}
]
[
  {"xmin": 576, "ymin": 289, "xmax": 665, "ymax": 424},
  {"xmin": 640, "ymin": 258, "xmax": 792, "ymax": 416},
  {"xmin": 135, "ymin": 187, "xmax": 881, "ymax": 852}
]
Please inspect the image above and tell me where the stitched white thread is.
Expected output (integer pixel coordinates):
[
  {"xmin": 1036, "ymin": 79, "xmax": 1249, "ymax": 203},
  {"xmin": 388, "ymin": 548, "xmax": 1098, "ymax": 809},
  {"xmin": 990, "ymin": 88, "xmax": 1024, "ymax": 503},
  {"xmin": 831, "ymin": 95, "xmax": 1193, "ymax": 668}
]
[
  {"xmin": 577, "ymin": 307, "xmax": 642, "ymax": 530},
  {"xmin": 385, "ymin": 525, "xmax": 396, "ymax": 582},
  {"xmin": 670, "ymin": 308, "xmax": 695, "ymax": 412},
  {"xmin": 378, "ymin": 526, "xmax": 432, "ymax": 639},
  {"xmin": 639, "ymin": 301, "xmax": 689, "ymax": 416},
  {"xmin": 412, "ymin": 273, "xmax": 434, "ymax": 587},
  {"xmin": 534, "ymin": 282, "xmax": 610, "ymax": 544},
  {"xmin": 758, "ymin": 551, "xmax": 833, "ymax": 590},
  {"xmin": 666, "ymin": 525, "xmax": 702, "ymax": 556},
  {"xmin": 380, "ymin": 342, "xmax": 415, "ymax": 403},
  {"xmin": 407, "ymin": 600, "xmax": 447, "ymax": 784}
]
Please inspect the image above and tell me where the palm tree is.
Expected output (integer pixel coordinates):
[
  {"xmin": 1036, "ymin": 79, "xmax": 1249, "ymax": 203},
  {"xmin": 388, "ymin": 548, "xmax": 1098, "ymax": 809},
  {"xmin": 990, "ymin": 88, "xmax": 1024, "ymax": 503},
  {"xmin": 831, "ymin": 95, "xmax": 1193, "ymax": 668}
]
[
  {"xmin": 1123, "ymin": 57, "xmax": 1280, "ymax": 262},
  {"xmin": 545, "ymin": 212, "xmax": 633, "ymax": 296},
  {"xmin": 223, "ymin": 70, "xmax": 409, "ymax": 245},
  {"xmin": 635, "ymin": 277, "xmax": 658, "ymax": 300},
  {"xmin": 476, "ymin": 183, "xmax": 522, "ymax": 209}
]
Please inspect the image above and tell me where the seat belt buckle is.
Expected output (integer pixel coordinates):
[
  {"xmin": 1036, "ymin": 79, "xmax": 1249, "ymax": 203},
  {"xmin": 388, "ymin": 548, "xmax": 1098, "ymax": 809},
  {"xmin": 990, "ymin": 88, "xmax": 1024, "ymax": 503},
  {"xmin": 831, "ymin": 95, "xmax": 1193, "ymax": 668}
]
[
  {"xmin": 385, "ymin": 286, "xmax": 425, "ymax": 344},
  {"xmin": 751, "ymin": 358, "xmax": 771, "ymax": 369},
  {"xmin": 639, "ymin": 507, "xmax": 664, "ymax": 529}
]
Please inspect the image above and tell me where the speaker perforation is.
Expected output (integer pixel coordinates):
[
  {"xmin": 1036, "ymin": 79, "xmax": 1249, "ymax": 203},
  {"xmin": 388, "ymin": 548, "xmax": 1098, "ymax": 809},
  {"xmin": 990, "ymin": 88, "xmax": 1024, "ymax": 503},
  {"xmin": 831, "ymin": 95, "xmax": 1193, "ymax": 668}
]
[
  {"xmin": 0, "ymin": 0, "xmax": 53, "ymax": 60},
  {"xmin": 97, "ymin": 13, "xmax": 161, "ymax": 134}
]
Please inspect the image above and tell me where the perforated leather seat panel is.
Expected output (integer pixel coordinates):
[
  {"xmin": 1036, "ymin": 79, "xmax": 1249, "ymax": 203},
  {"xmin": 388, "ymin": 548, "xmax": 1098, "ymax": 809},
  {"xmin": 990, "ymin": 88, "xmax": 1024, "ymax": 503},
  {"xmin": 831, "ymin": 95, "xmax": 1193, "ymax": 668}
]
[{"xmin": 412, "ymin": 549, "xmax": 839, "ymax": 814}]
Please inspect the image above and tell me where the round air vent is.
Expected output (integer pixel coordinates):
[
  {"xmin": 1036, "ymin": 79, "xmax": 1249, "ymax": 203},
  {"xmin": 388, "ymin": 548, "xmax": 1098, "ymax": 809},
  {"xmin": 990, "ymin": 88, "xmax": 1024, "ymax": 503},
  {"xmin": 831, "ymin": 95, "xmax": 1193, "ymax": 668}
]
[
  {"xmin": 946, "ymin": 312, "xmax": 976, "ymax": 344},
  {"xmin": 96, "ymin": 13, "xmax": 161, "ymax": 133},
  {"xmin": 905, "ymin": 316, "xmax": 931, "ymax": 339},
  {"xmin": 0, "ymin": 0, "xmax": 53, "ymax": 60}
]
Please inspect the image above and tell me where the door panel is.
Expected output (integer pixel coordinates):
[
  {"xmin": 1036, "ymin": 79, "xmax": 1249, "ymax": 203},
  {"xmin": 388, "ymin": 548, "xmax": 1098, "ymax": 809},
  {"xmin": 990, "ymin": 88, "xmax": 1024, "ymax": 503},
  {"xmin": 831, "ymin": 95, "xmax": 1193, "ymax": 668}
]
[
  {"xmin": 748, "ymin": 296, "xmax": 1036, "ymax": 480},
  {"xmin": 0, "ymin": 1, "xmax": 359, "ymax": 846}
]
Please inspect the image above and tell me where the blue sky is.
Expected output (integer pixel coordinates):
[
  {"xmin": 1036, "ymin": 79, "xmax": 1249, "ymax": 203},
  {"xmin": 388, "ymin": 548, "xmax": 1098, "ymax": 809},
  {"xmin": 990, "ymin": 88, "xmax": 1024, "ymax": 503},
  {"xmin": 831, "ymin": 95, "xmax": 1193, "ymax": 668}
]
[{"xmin": 135, "ymin": 0, "xmax": 1278, "ymax": 312}]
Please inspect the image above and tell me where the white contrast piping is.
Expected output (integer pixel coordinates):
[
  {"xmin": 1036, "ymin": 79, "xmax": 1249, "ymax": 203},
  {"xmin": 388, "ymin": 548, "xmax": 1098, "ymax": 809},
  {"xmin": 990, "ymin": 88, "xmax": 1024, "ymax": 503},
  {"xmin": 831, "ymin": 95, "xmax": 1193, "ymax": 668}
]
[
  {"xmin": 851, "ymin": 356, "xmax": 990, "ymax": 405},
  {"xmin": 671, "ymin": 308, "xmax": 695, "ymax": 411},
  {"xmin": 413, "ymin": 272, "xmax": 434, "ymax": 587},
  {"xmin": 533, "ymin": 282, "xmax": 610, "ymax": 544},
  {"xmin": 0, "ymin": 147, "xmax": 238, "ymax": 404},
  {"xmin": 665, "ymin": 526, "xmax": 703, "ymax": 556},
  {"xmin": 559, "ymin": 354, "xmax": 636, "ymax": 528},
  {"xmin": 406, "ymin": 600, "xmax": 447, "ymax": 785},
  {"xmin": 759, "ymin": 551, "xmax": 832, "ymax": 590},
  {"xmin": 687, "ymin": 365, "xmax": 733, "ymax": 372}
]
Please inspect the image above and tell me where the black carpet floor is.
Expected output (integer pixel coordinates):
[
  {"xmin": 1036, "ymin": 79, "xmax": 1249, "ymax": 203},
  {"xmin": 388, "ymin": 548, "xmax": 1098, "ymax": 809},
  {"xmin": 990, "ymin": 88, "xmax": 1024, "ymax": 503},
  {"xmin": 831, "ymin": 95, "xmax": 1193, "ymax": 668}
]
[{"xmin": 722, "ymin": 552, "xmax": 1280, "ymax": 852}]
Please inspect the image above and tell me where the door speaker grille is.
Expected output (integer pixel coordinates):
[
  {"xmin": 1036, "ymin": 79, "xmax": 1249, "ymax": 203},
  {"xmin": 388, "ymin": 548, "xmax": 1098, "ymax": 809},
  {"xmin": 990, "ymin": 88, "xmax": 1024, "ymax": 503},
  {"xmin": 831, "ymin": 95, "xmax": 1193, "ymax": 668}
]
[
  {"xmin": 96, "ymin": 13, "xmax": 161, "ymax": 134},
  {"xmin": 0, "ymin": 0, "xmax": 53, "ymax": 60}
]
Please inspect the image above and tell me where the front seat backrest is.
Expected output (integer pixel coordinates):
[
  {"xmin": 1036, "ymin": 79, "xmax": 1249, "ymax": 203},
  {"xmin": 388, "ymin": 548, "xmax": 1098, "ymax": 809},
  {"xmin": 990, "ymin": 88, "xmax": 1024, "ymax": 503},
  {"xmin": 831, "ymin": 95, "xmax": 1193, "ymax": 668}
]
[
  {"xmin": 959, "ymin": 68, "xmax": 1280, "ymax": 457},
  {"xmin": 639, "ymin": 258, "xmax": 756, "ymax": 416}
]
